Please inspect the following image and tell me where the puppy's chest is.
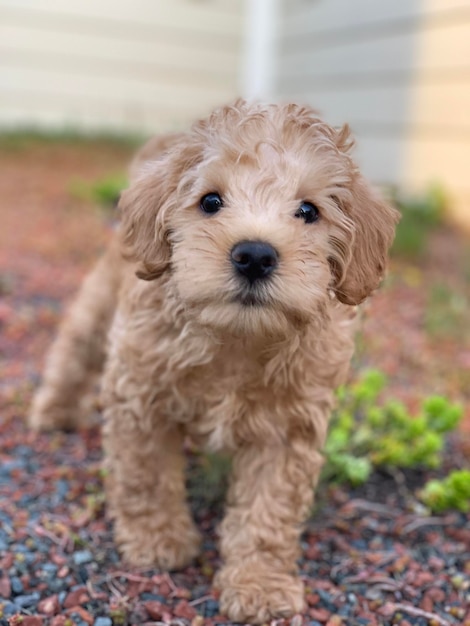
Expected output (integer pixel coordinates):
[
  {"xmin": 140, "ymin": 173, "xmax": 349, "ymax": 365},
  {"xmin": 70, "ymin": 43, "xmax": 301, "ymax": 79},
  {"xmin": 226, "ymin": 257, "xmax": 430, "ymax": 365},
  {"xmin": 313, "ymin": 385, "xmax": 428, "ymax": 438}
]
[{"xmin": 161, "ymin": 343, "xmax": 287, "ymax": 451}]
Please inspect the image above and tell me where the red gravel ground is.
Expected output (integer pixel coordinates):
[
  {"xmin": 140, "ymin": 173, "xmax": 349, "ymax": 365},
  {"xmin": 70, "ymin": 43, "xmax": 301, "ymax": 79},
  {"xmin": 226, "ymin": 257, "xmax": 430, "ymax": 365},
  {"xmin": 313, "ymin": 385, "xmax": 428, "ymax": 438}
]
[{"xmin": 0, "ymin": 137, "xmax": 469, "ymax": 626}]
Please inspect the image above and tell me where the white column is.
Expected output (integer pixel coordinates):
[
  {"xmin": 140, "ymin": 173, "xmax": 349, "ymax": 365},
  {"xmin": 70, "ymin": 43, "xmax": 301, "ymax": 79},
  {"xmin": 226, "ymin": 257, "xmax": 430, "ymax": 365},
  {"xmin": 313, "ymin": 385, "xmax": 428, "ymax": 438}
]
[{"xmin": 241, "ymin": 0, "xmax": 281, "ymax": 101}]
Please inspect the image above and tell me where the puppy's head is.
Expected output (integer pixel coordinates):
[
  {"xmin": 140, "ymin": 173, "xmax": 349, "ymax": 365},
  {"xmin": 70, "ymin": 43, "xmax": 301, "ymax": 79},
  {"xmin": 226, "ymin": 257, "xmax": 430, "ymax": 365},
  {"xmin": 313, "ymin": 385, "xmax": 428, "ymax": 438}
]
[{"xmin": 119, "ymin": 101, "xmax": 399, "ymax": 336}]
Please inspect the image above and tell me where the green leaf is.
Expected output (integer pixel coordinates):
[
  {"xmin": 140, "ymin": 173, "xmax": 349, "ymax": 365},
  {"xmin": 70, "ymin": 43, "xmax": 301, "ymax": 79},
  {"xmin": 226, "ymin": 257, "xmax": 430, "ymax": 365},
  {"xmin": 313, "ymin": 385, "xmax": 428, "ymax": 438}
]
[{"xmin": 419, "ymin": 470, "xmax": 470, "ymax": 513}]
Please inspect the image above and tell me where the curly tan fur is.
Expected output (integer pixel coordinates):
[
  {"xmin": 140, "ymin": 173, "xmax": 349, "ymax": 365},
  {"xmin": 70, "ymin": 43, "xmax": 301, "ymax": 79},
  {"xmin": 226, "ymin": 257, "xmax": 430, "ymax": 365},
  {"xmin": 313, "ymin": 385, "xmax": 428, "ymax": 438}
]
[{"xmin": 31, "ymin": 100, "xmax": 399, "ymax": 623}]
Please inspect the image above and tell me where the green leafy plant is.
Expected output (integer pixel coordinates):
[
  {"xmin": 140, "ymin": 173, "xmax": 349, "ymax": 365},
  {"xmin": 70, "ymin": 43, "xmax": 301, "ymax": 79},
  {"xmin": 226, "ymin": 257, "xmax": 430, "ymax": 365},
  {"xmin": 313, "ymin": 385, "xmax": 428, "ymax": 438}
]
[
  {"xmin": 324, "ymin": 370, "xmax": 463, "ymax": 487},
  {"xmin": 391, "ymin": 183, "xmax": 446, "ymax": 259},
  {"xmin": 69, "ymin": 173, "xmax": 128, "ymax": 208},
  {"xmin": 419, "ymin": 470, "xmax": 470, "ymax": 512}
]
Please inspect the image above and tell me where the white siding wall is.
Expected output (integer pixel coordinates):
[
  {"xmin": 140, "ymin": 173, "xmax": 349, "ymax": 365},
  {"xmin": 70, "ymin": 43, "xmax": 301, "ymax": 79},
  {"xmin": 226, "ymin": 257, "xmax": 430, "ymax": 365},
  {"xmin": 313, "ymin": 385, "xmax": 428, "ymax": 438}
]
[
  {"xmin": 0, "ymin": 0, "xmax": 246, "ymax": 133},
  {"xmin": 276, "ymin": 0, "xmax": 470, "ymax": 225}
]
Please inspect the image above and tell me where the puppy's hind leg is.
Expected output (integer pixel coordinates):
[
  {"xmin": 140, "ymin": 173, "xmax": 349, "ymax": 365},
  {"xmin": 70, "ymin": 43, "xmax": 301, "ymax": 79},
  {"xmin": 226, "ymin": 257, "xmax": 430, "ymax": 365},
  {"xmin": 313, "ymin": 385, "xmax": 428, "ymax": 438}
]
[{"xmin": 30, "ymin": 245, "xmax": 121, "ymax": 431}]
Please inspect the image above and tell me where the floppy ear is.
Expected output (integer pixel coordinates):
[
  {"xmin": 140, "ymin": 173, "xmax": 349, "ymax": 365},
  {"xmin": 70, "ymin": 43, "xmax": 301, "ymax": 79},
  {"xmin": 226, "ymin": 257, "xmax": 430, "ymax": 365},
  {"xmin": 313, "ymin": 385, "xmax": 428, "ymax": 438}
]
[
  {"xmin": 118, "ymin": 132, "xmax": 203, "ymax": 280},
  {"xmin": 118, "ymin": 164, "xmax": 175, "ymax": 280},
  {"xmin": 332, "ymin": 174, "xmax": 400, "ymax": 305}
]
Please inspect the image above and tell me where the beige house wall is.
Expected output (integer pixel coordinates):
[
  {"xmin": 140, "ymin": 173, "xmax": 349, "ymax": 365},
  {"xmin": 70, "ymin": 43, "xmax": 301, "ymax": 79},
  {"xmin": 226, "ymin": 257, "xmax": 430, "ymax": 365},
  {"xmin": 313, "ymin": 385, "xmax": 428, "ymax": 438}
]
[
  {"xmin": 276, "ymin": 0, "xmax": 470, "ymax": 228},
  {"xmin": 1, "ymin": 0, "xmax": 469, "ymax": 226},
  {"xmin": 0, "ymin": 0, "xmax": 246, "ymax": 133}
]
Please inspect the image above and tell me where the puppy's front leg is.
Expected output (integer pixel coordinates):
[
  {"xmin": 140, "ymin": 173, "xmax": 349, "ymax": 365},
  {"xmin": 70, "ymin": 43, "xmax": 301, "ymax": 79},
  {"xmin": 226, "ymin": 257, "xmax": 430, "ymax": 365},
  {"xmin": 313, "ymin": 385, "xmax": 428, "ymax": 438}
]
[
  {"xmin": 216, "ymin": 440, "xmax": 323, "ymax": 623},
  {"xmin": 102, "ymin": 375, "xmax": 201, "ymax": 569}
]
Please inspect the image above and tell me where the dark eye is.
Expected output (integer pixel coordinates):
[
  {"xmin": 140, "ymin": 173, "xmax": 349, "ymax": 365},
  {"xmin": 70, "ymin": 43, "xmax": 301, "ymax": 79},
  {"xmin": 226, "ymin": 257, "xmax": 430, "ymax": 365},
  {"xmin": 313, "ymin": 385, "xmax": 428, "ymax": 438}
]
[
  {"xmin": 200, "ymin": 192, "xmax": 223, "ymax": 215},
  {"xmin": 295, "ymin": 201, "xmax": 320, "ymax": 224}
]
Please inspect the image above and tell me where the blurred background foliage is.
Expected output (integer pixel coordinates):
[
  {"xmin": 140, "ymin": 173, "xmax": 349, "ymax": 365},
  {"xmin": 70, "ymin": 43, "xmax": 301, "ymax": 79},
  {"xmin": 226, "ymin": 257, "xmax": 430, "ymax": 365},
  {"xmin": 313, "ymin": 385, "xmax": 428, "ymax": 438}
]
[{"xmin": 390, "ymin": 183, "xmax": 447, "ymax": 259}]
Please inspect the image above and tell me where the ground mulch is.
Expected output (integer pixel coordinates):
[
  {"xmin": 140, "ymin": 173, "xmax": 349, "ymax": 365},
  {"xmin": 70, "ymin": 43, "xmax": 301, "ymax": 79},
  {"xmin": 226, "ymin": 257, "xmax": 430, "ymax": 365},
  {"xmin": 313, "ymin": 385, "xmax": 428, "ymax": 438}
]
[{"xmin": 0, "ymin": 138, "xmax": 469, "ymax": 626}]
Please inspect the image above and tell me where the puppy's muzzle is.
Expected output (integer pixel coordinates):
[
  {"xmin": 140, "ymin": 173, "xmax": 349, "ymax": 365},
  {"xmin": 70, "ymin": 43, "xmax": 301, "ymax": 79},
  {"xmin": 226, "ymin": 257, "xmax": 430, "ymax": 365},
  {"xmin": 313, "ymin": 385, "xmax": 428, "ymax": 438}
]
[{"xmin": 230, "ymin": 241, "xmax": 278, "ymax": 284}]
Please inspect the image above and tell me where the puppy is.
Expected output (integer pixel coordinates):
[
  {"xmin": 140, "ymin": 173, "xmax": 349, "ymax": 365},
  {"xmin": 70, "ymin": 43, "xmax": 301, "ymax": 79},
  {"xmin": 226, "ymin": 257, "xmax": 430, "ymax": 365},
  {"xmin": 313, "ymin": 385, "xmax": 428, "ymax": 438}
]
[{"xmin": 31, "ymin": 100, "xmax": 399, "ymax": 623}]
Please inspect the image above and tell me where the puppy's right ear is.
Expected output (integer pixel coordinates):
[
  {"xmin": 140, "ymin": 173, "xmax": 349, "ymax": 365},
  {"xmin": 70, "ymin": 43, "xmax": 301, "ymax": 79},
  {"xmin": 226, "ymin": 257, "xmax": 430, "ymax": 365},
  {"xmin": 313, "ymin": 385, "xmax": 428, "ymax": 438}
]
[{"xmin": 118, "ymin": 164, "xmax": 174, "ymax": 280}]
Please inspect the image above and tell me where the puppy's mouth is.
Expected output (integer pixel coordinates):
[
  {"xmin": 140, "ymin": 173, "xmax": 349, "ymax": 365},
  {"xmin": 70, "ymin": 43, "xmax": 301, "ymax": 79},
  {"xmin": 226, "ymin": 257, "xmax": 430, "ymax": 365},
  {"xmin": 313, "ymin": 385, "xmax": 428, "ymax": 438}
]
[{"xmin": 232, "ymin": 286, "xmax": 271, "ymax": 307}]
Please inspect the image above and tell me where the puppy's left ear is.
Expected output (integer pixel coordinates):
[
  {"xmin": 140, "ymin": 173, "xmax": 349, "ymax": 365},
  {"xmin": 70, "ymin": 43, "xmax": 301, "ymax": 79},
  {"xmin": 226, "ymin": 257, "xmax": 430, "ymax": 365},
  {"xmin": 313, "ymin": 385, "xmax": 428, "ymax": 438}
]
[
  {"xmin": 118, "ymin": 163, "xmax": 175, "ymax": 280},
  {"xmin": 118, "ymin": 134, "xmax": 201, "ymax": 280},
  {"xmin": 333, "ymin": 173, "xmax": 400, "ymax": 305}
]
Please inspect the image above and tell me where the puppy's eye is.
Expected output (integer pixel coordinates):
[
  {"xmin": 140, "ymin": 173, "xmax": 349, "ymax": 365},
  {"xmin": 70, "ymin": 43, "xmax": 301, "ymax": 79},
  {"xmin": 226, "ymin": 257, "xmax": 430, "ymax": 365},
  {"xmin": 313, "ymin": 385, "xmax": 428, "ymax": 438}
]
[
  {"xmin": 295, "ymin": 201, "xmax": 320, "ymax": 224},
  {"xmin": 200, "ymin": 193, "xmax": 223, "ymax": 215}
]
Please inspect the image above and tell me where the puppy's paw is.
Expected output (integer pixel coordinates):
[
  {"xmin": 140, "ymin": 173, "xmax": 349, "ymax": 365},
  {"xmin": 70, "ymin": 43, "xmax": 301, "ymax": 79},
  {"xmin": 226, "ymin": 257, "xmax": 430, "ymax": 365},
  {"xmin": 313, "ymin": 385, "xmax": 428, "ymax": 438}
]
[
  {"xmin": 216, "ymin": 566, "xmax": 305, "ymax": 623},
  {"xmin": 29, "ymin": 388, "xmax": 82, "ymax": 432},
  {"xmin": 115, "ymin": 514, "xmax": 202, "ymax": 570}
]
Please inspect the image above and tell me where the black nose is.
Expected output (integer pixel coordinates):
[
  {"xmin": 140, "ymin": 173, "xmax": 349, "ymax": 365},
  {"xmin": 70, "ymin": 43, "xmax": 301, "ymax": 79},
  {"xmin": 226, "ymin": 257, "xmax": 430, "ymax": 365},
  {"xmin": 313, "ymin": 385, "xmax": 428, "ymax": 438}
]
[{"xmin": 230, "ymin": 241, "xmax": 278, "ymax": 283}]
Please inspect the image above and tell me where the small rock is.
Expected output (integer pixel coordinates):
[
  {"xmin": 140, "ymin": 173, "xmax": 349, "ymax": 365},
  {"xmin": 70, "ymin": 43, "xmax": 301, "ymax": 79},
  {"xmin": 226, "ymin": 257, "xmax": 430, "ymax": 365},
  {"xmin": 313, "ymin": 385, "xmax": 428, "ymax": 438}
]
[
  {"xmin": 140, "ymin": 592, "xmax": 166, "ymax": 602},
  {"xmin": 67, "ymin": 607, "xmax": 93, "ymax": 625},
  {"xmin": 143, "ymin": 600, "xmax": 164, "ymax": 620},
  {"xmin": 426, "ymin": 587, "xmax": 446, "ymax": 603},
  {"xmin": 202, "ymin": 599, "xmax": 219, "ymax": 617},
  {"xmin": 14, "ymin": 592, "xmax": 40, "ymax": 608},
  {"xmin": 420, "ymin": 591, "xmax": 434, "ymax": 613},
  {"xmin": 8, "ymin": 617, "xmax": 42, "ymax": 626},
  {"xmin": 51, "ymin": 554, "xmax": 67, "ymax": 567},
  {"xmin": 309, "ymin": 607, "xmax": 330, "ymax": 622},
  {"xmin": 411, "ymin": 571, "xmax": 434, "ymax": 587},
  {"xmin": 0, "ymin": 575, "xmax": 11, "ymax": 598},
  {"xmin": 38, "ymin": 594, "xmax": 60, "ymax": 616},
  {"xmin": 376, "ymin": 602, "xmax": 395, "ymax": 617},
  {"xmin": 1, "ymin": 601, "xmax": 20, "ymax": 617},
  {"xmin": 365, "ymin": 588, "xmax": 383, "ymax": 601},
  {"xmin": 451, "ymin": 574, "xmax": 467, "ymax": 590},
  {"xmin": 50, "ymin": 617, "xmax": 68, "ymax": 626},
  {"xmin": 306, "ymin": 592, "xmax": 320, "ymax": 606},
  {"xmin": 173, "ymin": 587, "xmax": 191, "ymax": 600},
  {"xmin": 17, "ymin": 618, "xmax": 44, "ymax": 626},
  {"xmin": 173, "ymin": 600, "xmax": 197, "ymax": 620},
  {"xmin": 10, "ymin": 577, "xmax": 23, "ymax": 595},
  {"xmin": 63, "ymin": 586, "xmax": 90, "ymax": 608},
  {"xmin": 326, "ymin": 617, "xmax": 344, "ymax": 626},
  {"xmin": 76, "ymin": 565, "xmax": 89, "ymax": 584},
  {"xmin": 336, "ymin": 604, "xmax": 351, "ymax": 617},
  {"xmin": 428, "ymin": 556, "xmax": 445, "ymax": 571},
  {"xmin": 93, "ymin": 618, "xmax": 112, "ymax": 626},
  {"xmin": 72, "ymin": 550, "xmax": 93, "ymax": 566}
]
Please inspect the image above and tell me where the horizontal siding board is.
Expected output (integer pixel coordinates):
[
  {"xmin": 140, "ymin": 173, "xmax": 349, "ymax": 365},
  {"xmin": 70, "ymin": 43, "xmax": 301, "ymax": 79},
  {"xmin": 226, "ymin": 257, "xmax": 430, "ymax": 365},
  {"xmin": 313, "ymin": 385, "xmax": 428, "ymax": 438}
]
[
  {"xmin": 0, "ymin": 67, "xmax": 237, "ymax": 111},
  {"xmin": 0, "ymin": 24, "xmax": 239, "ymax": 87},
  {"xmin": 348, "ymin": 134, "xmax": 470, "ymax": 192},
  {"xmin": 0, "ymin": 0, "xmax": 244, "ymax": 40},
  {"xmin": 0, "ymin": 0, "xmax": 245, "ymax": 131},
  {"xmin": 1, "ymin": 48, "xmax": 237, "ymax": 92},
  {"xmin": 348, "ymin": 135, "xmax": 405, "ymax": 184},
  {"xmin": 279, "ymin": 82, "xmax": 470, "ymax": 133},
  {"xmin": 281, "ymin": 0, "xmax": 470, "ymax": 41},
  {"xmin": 0, "ymin": 21, "xmax": 241, "ymax": 71},
  {"xmin": 281, "ymin": 88, "xmax": 411, "ymax": 128},
  {"xmin": 278, "ymin": 22, "xmax": 470, "ymax": 84},
  {"xmin": 0, "ymin": 99, "xmax": 208, "ymax": 133},
  {"xmin": 0, "ymin": 6, "xmax": 239, "ymax": 50}
]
